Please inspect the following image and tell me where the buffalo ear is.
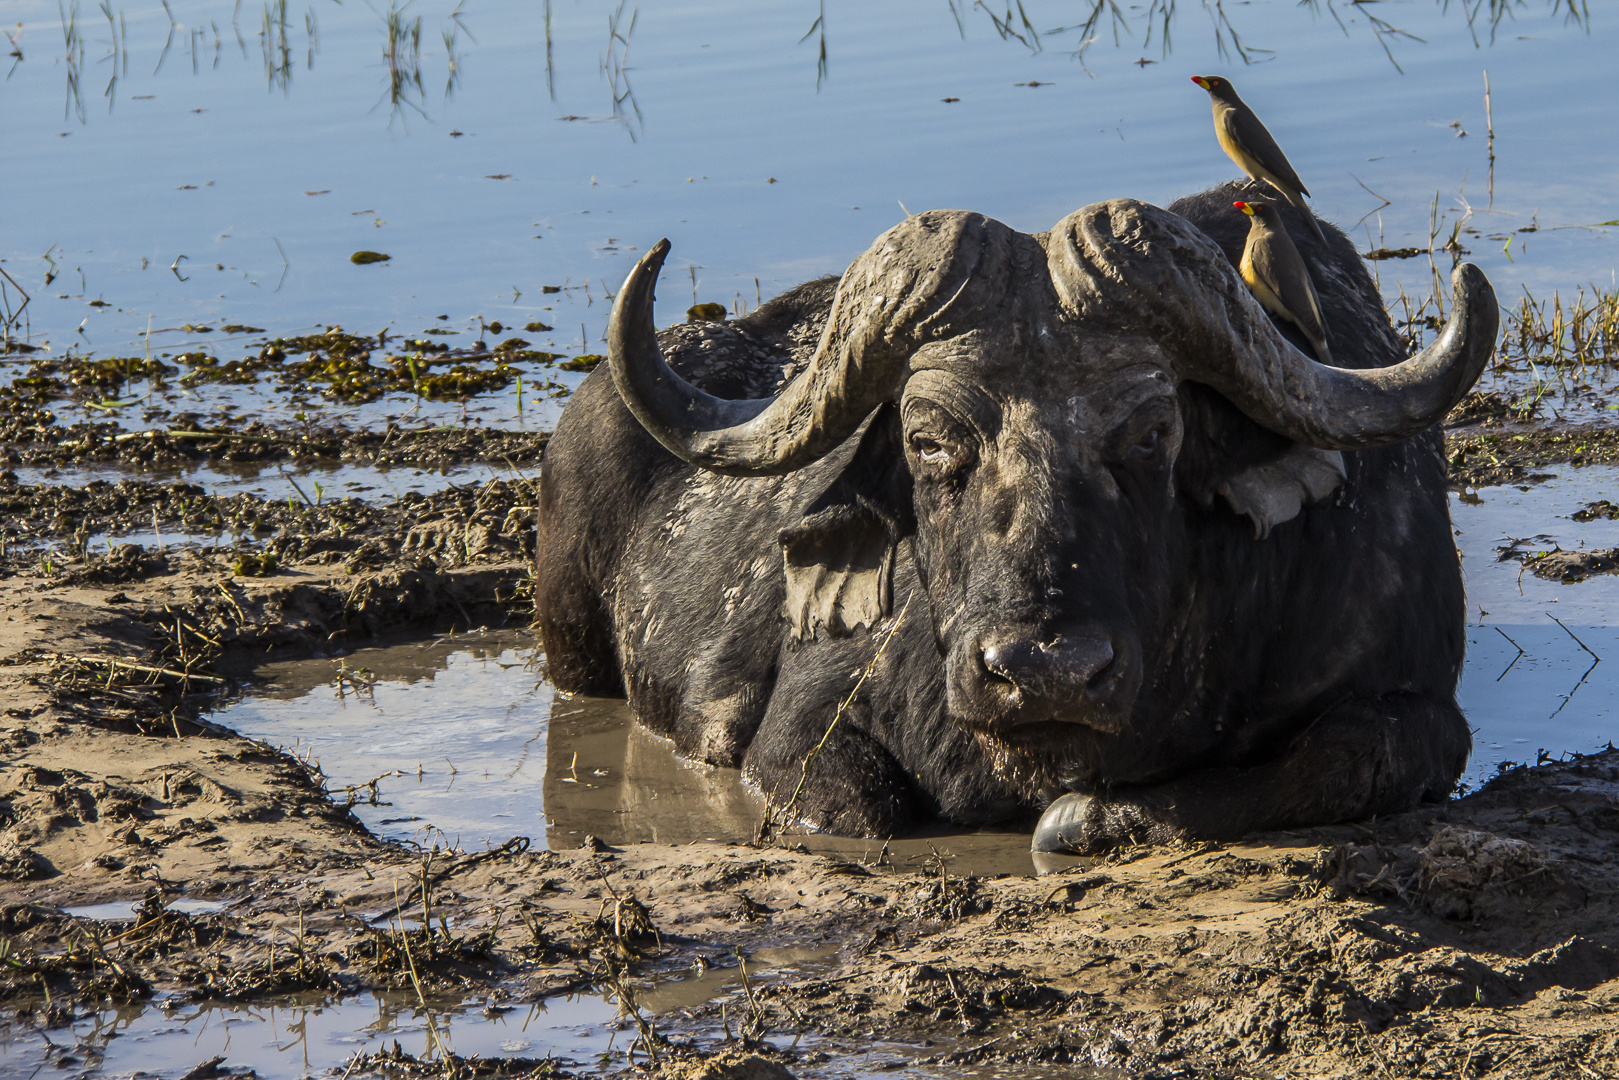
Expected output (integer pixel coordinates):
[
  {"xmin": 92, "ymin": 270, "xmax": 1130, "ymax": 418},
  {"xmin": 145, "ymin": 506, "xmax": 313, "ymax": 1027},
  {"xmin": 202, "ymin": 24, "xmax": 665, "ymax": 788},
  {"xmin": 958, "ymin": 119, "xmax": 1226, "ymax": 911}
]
[
  {"xmin": 1175, "ymin": 383, "xmax": 1345, "ymax": 539},
  {"xmin": 779, "ymin": 405, "xmax": 913, "ymax": 640},
  {"xmin": 1216, "ymin": 444, "xmax": 1345, "ymax": 539}
]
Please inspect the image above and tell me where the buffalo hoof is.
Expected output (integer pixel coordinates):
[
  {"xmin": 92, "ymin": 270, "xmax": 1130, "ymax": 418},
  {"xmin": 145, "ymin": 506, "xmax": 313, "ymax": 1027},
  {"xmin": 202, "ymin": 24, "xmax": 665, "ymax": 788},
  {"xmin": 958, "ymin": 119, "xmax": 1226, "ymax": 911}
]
[{"xmin": 1031, "ymin": 791, "xmax": 1094, "ymax": 853}]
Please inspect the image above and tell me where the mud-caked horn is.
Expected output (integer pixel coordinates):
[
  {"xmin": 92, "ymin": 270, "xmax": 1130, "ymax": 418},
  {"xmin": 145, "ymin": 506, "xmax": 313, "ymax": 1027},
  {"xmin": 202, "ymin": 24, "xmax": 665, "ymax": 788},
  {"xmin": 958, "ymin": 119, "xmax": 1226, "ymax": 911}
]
[
  {"xmin": 608, "ymin": 212, "xmax": 1018, "ymax": 476},
  {"xmin": 1193, "ymin": 261, "xmax": 1497, "ymax": 450},
  {"xmin": 1050, "ymin": 200, "xmax": 1498, "ymax": 450}
]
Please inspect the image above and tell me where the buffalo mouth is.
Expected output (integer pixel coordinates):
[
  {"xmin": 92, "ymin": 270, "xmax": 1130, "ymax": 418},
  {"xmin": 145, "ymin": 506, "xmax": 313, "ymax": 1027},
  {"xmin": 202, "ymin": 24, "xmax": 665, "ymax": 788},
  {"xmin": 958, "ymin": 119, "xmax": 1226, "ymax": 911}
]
[{"xmin": 948, "ymin": 626, "xmax": 1144, "ymax": 738}]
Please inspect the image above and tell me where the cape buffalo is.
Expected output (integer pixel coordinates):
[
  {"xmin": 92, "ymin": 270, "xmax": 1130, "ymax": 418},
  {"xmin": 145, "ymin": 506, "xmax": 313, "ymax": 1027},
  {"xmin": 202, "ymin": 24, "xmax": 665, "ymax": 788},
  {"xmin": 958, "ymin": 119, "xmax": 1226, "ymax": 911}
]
[{"xmin": 534, "ymin": 182, "xmax": 1496, "ymax": 851}]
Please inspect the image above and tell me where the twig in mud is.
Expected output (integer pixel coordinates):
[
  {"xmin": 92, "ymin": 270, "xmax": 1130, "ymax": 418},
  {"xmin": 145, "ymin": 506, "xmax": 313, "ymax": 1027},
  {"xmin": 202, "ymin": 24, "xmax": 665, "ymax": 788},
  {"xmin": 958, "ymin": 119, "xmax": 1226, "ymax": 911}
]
[
  {"xmin": 277, "ymin": 465, "xmax": 316, "ymax": 507},
  {"xmin": 735, "ymin": 949, "xmax": 770, "ymax": 1043},
  {"xmin": 368, "ymin": 836, "xmax": 531, "ymax": 921},
  {"xmin": 758, "ymin": 595, "xmax": 912, "ymax": 843},
  {"xmin": 111, "ymin": 428, "xmax": 279, "ymax": 443},
  {"xmin": 590, "ymin": 856, "xmax": 662, "ymax": 958},
  {"xmin": 44, "ymin": 652, "xmax": 225, "ymax": 685},
  {"xmin": 392, "ymin": 880, "xmax": 451, "ymax": 1061},
  {"xmin": 334, "ymin": 769, "xmax": 404, "ymax": 808},
  {"xmin": 945, "ymin": 969, "xmax": 973, "ymax": 1032},
  {"xmin": 215, "ymin": 582, "xmax": 249, "ymax": 627}
]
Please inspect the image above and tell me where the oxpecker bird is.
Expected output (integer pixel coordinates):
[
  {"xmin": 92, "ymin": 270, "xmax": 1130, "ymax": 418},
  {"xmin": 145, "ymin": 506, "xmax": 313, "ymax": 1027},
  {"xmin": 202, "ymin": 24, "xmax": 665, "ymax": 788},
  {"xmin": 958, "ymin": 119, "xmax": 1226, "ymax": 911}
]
[
  {"xmin": 1192, "ymin": 75, "xmax": 1327, "ymax": 244},
  {"xmin": 1234, "ymin": 200, "xmax": 1332, "ymax": 365}
]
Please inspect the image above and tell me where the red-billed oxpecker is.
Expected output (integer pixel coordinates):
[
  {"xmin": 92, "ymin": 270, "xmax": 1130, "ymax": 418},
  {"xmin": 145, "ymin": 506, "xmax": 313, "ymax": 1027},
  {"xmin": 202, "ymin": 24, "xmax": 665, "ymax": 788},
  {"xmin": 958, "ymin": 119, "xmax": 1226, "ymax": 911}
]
[{"xmin": 1235, "ymin": 199, "xmax": 1332, "ymax": 365}]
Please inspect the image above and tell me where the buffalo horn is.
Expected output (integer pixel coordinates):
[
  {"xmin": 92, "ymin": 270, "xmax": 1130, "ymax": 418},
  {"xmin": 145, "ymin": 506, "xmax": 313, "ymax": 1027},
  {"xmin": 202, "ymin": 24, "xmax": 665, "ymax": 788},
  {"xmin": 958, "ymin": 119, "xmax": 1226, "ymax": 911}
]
[
  {"xmin": 1051, "ymin": 201, "xmax": 1497, "ymax": 450},
  {"xmin": 1202, "ymin": 262, "xmax": 1497, "ymax": 450},
  {"xmin": 608, "ymin": 213, "xmax": 1015, "ymax": 475}
]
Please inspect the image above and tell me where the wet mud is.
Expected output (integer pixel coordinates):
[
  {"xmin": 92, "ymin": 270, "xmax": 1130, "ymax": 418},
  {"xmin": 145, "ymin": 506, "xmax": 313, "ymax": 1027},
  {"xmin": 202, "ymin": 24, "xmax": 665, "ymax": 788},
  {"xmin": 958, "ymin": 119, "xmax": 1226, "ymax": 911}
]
[
  {"xmin": 0, "ymin": 416, "xmax": 550, "ymax": 472},
  {"xmin": 0, "ymin": 415, "xmax": 1616, "ymax": 1078},
  {"xmin": 1445, "ymin": 418, "xmax": 1619, "ymax": 489}
]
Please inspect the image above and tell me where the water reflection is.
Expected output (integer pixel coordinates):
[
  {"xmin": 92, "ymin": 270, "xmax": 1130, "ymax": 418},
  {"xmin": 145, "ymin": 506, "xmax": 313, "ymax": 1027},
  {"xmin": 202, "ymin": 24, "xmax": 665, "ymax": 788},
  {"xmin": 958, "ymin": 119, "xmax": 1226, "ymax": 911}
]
[
  {"xmin": 211, "ymin": 633, "xmax": 554, "ymax": 849},
  {"xmin": 261, "ymin": 0, "xmax": 297, "ymax": 94},
  {"xmin": 26, "ymin": 0, "xmax": 1594, "ymax": 130},
  {"xmin": 544, "ymin": 693, "xmax": 762, "ymax": 847},
  {"xmin": 381, "ymin": 0, "xmax": 427, "ymax": 123}
]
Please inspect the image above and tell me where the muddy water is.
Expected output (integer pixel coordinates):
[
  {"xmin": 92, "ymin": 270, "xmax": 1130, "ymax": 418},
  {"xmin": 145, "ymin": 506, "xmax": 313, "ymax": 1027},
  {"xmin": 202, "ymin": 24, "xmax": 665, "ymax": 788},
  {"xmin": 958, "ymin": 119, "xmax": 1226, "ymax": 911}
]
[
  {"xmin": 206, "ymin": 630, "xmax": 1062, "ymax": 877},
  {"xmin": 0, "ymin": 990, "xmax": 619, "ymax": 1079},
  {"xmin": 211, "ymin": 634, "xmax": 558, "ymax": 850},
  {"xmin": 0, "ymin": 946, "xmax": 1083, "ymax": 1079}
]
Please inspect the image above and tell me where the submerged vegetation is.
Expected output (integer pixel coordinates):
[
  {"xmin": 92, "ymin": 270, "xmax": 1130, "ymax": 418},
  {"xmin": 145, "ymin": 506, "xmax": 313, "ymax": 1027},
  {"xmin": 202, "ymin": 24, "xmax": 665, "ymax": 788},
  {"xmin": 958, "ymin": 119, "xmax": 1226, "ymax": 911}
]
[{"xmin": 0, "ymin": 324, "xmax": 576, "ymax": 419}]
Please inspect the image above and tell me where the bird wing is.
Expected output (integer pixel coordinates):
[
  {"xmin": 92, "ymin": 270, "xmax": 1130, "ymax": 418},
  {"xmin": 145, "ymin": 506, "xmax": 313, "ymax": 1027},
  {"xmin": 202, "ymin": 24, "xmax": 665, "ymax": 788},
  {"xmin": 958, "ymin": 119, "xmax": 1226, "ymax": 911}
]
[
  {"xmin": 1251, "ymin": 230, "xmax": 1329, "ymax": 349},
  {"xmin": 1224, "ymin": 107, "xmax": 1310, "ymax": 198}
]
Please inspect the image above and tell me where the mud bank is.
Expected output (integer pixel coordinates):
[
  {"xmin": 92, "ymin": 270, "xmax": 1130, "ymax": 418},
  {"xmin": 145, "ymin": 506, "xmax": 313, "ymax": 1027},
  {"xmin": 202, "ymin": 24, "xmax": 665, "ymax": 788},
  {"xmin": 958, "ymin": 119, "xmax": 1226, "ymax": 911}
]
[
  {"xmin": 1445, "ymin": 420, "xmax": 1619, "ymax": 489},
  {"xmin": 0, "ymin": 448, "xmax": 1615, "ymax": 1077},
  {"xmin": 0, "ymin": 470, "xmax": 538, "ymax": 573},
  {"xmin": 0, "ymin": 417, "xmax": 549, "ymax": 472}
]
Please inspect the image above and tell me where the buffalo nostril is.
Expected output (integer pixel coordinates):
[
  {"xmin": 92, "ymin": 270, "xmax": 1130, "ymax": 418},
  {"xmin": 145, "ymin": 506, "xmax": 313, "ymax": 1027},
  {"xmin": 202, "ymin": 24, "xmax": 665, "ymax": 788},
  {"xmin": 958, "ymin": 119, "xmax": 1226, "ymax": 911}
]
[
  {"xmin": 981, "ymin": 641, "xmax": 1024, "ymax": 682},
  {"xmin": 1084, "ymin": 652, "xmax": 1117, "ymax": 695},
  {"xmin": 980, "ymin": 635, "xmax": 1116, "ymax": 701}
]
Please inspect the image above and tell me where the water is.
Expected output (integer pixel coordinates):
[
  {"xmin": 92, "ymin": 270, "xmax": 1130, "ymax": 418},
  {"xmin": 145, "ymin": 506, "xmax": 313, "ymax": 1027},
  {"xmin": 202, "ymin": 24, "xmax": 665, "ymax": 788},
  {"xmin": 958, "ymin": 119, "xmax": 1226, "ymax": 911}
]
[
  {"xmin": 62, "ymin": 898, "xmax": 230, "ymax": 920},
  {"xmin": 0, "ymin": 979, "xmax": 1117, "ymax": 1079},
  {"xmin": 212, "ymin": 633, "xmax": 563, "ymax": 850},
  {"xmin": 1454, "ymin": 465, "xmax": 1619, "ymax": 787},
  {"xmin": 3, "ymin": 1, "xmax": 1615, "ymax": 374}
]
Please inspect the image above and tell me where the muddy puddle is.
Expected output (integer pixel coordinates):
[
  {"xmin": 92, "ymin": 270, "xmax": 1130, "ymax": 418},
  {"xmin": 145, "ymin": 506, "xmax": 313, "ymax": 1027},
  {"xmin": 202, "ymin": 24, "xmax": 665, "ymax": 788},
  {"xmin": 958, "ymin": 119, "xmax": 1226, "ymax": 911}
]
[
  {"xmin": 208, "ymin": 629, "xmax": 1064, "ymax": 877},
  {"xmin": 0, "ymin": 947, "xmax": 1086, "ymax": 1080},
  {"xmin": 0, "ymin": 989, "xmax": 620, "ymax": 1079},
  {"xmin": 61, "ymin": 898, "xmax": 229, "ymax": 920}
]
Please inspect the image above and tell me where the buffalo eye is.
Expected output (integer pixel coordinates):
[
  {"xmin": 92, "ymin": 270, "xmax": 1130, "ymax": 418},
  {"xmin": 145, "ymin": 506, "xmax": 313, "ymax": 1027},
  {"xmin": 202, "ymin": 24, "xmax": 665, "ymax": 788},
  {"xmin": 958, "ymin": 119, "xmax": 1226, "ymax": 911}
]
[
  {"xmin": 1132, "ymin": 426, "xmax": 1164, "ymax": 457},
  {"xmin": 912, "ymin": 436, "xmax": 952, "ymax": 465}
]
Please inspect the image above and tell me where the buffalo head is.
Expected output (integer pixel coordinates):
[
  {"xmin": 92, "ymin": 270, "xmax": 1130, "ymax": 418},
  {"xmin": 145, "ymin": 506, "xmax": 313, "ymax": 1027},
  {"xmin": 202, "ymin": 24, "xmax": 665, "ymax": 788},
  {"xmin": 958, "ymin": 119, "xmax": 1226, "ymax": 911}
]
[{"xmin": 606, "ymin": 201, "xmax": 1495, "ymax": 793}]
